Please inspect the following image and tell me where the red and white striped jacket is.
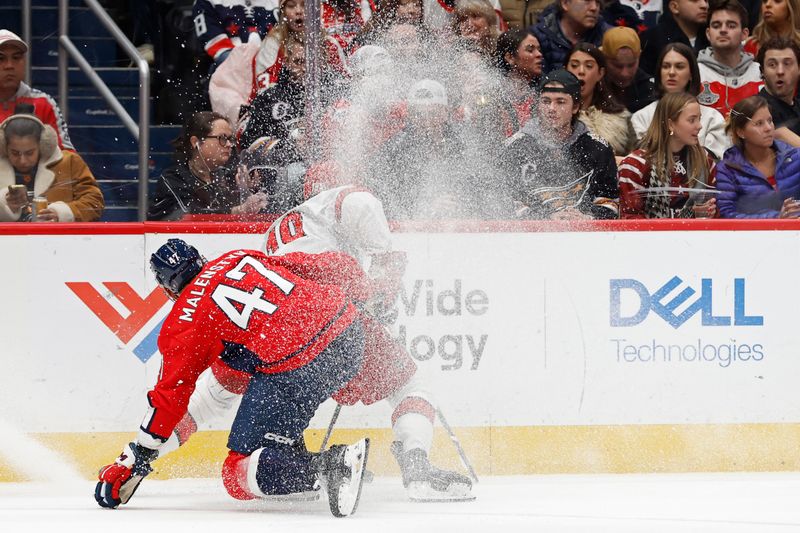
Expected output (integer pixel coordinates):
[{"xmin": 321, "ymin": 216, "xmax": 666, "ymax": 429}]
[
  {"xmin": 618, "ymin": 148, "xmax": 717, "ymax": 219},
  {"xmin": 697, "ymin": 48, "xmax": 763, "ymax": 117}
]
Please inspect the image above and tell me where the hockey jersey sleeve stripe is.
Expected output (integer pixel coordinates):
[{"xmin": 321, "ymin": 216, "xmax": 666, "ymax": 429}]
[{"xmin": 206, "ymin": 34, "xmax": 235, "ymax": 58}]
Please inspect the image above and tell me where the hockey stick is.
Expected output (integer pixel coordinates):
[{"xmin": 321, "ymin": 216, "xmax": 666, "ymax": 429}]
[
  {"xmin": 436, "ymin": 408, "xmax": 479, "ymax": 483},
  {"xmin": 319, "ymin": 403, "xmax": 342, "ymax": 453}
]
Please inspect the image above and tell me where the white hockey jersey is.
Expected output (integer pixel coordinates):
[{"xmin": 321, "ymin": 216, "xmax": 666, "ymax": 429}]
[{"xmin": 264, "ymin": 185, "xmax": 392, "ymax": 268}]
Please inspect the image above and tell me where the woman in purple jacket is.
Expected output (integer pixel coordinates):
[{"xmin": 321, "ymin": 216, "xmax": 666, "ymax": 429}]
[{"xmin": 717, "ymin": 95, "xmax": 800, "ymax": 218}]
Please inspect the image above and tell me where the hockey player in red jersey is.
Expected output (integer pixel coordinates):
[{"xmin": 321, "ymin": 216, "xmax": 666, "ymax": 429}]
[
  {"xmin": 164, "ymin": 150, "xmax": 474, "ymax": 501},
  {"xmin": 94, "ymin": 239, "xmax": 371, "ymax": 517}
]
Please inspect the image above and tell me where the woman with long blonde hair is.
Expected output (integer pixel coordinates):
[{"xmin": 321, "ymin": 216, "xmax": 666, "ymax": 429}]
[
  {"xmin": 744, "ymin": 0, "xmax": 800, "ymax": 56},
  {"xmin": 619, "ymin": 92, "xmax": 717, "ymax": 219}
]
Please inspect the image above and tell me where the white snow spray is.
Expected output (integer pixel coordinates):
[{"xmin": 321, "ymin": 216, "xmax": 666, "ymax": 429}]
[
  {"xmin": 317, "ymin": 25, "xmax": 578, "ymax": 222},
  {"xmin": 0, "ymin": 419, "xmax": 84, "ymax": 484}
]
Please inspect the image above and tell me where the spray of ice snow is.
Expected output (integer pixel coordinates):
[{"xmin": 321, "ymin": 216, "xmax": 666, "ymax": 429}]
[
  {"xmin": 317, "ymin": 25, "xmax": 579, "ymax": 222},
  {"xmin": 0, "ymin": 419, "xmax": 84, "ymax": 484}
]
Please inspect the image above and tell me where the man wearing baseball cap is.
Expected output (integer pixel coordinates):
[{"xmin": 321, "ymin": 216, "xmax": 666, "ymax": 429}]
[
  {"xmin": 601, "ymin": 26, "xmax": 655, "ymax": 114},
  {"xmin": 501, "ymin": 68, "xmax": 619, "ymax": 220},
  {"xmin": 0, "ymin": 30, "xmax": 73, "ymax": 150}
]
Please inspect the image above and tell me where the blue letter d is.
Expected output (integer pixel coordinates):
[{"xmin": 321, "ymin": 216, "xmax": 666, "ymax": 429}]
[{"xmin": 610, "ymin": 279, "xmax": 651, "ymax": 327}]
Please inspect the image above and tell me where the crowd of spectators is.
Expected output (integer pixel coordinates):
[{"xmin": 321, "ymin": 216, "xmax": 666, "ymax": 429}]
[
  {"xmin": 0, "ymin": 30, "xmax": 103, "ymax": 222},
  {"xmin": 5, "ymin": 0, "xmax": 800, "ymax": 222}
]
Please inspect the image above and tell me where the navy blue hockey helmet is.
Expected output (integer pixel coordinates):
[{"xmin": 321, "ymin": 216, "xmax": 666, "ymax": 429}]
[{"xmin": 149, "ymin": 239, "xmax": 206, "ymax": 298}]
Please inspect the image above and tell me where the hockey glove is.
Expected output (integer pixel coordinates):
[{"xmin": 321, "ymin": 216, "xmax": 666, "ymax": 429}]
[{"xmin": 95, "ymin": 442, "xmax": 159, "ymax": 509}]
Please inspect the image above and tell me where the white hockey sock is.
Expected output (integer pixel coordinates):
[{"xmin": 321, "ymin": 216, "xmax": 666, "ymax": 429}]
[{"xmin": 393, "ymin": 412, "xmax": 434, "ymax": 454}]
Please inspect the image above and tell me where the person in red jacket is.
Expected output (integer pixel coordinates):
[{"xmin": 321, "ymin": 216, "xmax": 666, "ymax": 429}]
[
  {"xmin": 0, "ymin": 30, "xmax": 73, "ymax": 150},
  {"xmin": 94, "ymin": 240, "xmax": 371, "ymax": 517}
]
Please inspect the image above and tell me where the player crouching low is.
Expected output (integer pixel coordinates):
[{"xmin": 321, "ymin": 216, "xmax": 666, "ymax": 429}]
[
  {"xmin": 155, "ymin": 178, "xmax": 475, "ymax": 502},
  {"xmin": 94, "ymin": 239, "xmax": 374, "ymax": 517}
]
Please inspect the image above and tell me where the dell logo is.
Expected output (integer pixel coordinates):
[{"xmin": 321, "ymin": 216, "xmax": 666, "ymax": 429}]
[{"xmin": 610, "ymin": 277, "xmax": 763, "ymax": 329}]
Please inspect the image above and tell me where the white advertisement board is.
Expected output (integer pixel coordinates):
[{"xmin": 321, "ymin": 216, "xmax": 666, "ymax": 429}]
[{"xmin": 0, "ymin": 229, "xmax": 795, "ymax": 437}]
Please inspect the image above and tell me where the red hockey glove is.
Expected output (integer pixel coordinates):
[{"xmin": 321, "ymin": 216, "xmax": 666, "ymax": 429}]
[{"xmin": 94, "ymin": 442, "xmax": 158, "ymax": 509}]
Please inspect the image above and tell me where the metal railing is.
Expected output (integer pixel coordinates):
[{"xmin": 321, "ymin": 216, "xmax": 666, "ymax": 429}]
[
  {"xmin": 58, "ymin": 0, "xmax": 150, "ymax": 221},
  {"xmin": 304, "ymin": 0, "xmax": 322, "ymax": 163},
  {"xmin": 21, "ymin": 0, "xmax": 31, "ymax": 84}
]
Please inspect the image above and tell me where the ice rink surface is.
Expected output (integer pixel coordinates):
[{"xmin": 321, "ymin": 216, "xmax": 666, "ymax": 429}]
[{"xmin": 3, "ymin": 472, "xmax": 800, "ymax": 533}]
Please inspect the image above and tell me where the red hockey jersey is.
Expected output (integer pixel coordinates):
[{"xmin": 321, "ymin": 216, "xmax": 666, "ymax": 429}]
[{"xmin": 139, "ymin": 249, "xmax": 371, "ymax": 444}]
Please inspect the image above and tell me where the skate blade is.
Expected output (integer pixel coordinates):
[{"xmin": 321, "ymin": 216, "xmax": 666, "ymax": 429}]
[
  {"xmin": 260, "ymin": 490, "xmax": 321, "ymax": 502},
  {"xmin": 330, "ymin": 438, "xmax": 370, "ymax": 517},
  {"xmin": 407, "ymin": 481, "xmax": 476, "ymax": 502}
]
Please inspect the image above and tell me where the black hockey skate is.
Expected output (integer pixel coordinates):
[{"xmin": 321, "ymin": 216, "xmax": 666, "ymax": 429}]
[
  {"xmin": 390, "ymin": 441, "xmax": 475, "ymax": 502},
  {"xmin": 316, "ymin": 438, "xmax": 370, "ymax": 517}
]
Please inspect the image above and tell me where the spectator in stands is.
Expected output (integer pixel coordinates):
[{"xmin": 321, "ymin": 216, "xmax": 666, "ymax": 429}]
[
  {"xmin": 619, "ymin": 92, "xmax": 718, "ymax": 218},
  {"xmin": 0, "ymin": 30, "xmax": 73, "ymax": 151},
  {"xmin": 382, "ymin": 22, "xmax": 430, "ymax": 68},
  {"xmin": 327, "ymin": 45, "xmax": 404, "ymax": 155},
  {"xmin": 192, "ymin": 0, "xmax": 279, "ymax": 68},
  {"xmin": 425, "ymin": 0, "xmax": 506, "ymax": 33},
  {"xmin": 368, "ymin": 79, "xmax": 461, "ymax": 219},
  {"xmin": 502, "ymin": 69, "xmax": 619, "ymax": 219},
  {"xmin": 209, "ymin": 0, "xmax": 308, "ymax": 126},
  {"xmin": 640, "ymin": 0, "xmax": 710, "ymax": 76},
  {"xmin": 371, "ymin": 79, "xmax": 510, "ymax": 218},
  {"xmin": 371, "ymin": 23, "xmax": 439, "ymax": 97},
  {"xmin": 716, "ymin": 95, "xmax": 800, "ymax": 218},
  {"xmin": 743, "ymin": 0, "xmax": 800, "ymax": 57},
  {"xmin": 532, "ymin": 0, "xmax": 612, "ymax": 73},
  {"xmin": 632, "ymin": 43, "xmax": 729, "ymax": 158},
  {"xmin": 240, "ymin": 39, "xmax": 306, "ymax": 158},
  {"xmin": 757, "ymin": 37, "xmax": 800, "ymax": 146},
  {"xmin": 356, "ymin": 0, "xmax": 424, "ymax": 45},
  {"xmin": 324, "ymin": 0, "xmax": 375, "ymax": 69},
  {"xmin": 499, "ymin": 0, "xmax": 549, "ymax": 28},
  {"xmin": 148, "ymin": 111, "xmax": 267, "ymax": 220},
  {"xmin": 496, "ymin": 28, "xmax": 543, "ymax": 127},
  {"xmin": 0, "ymin": 112, "xmax": 103, "ymax": 222},
  {"xmin": 253, "ymin": 0, "xmax": 305, "ymax": 94},
  {"xmin": 697, "ymin": 0, "xmax": 761, "ymax": 116},
  {"xmin": 566, "ymin": 42, "xmax": 635, "ymax": 156},
  {"xmin": 452, "ymin": 0, "xmax": 502, "ymax": 57},
  {"xmin": 601, "ymin": 26, "xmax": 655, "ymax": 113}
]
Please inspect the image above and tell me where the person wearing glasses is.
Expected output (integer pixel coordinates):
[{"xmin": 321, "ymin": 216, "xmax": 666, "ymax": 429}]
[{"xmin": 148, "ymin": 111, "xmax": 268, "ymax": 220}]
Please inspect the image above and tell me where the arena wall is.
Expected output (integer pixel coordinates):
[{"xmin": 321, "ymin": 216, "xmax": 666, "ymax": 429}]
[{"xmin": 2, "ymin": 220, "xmax": 799, "ymax": 482}]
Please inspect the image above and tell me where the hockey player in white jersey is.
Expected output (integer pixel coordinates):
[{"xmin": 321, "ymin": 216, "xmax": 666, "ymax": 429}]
[{"xmin": 167, "ymin": 139, "xmax": 474, "ymax": 501}]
